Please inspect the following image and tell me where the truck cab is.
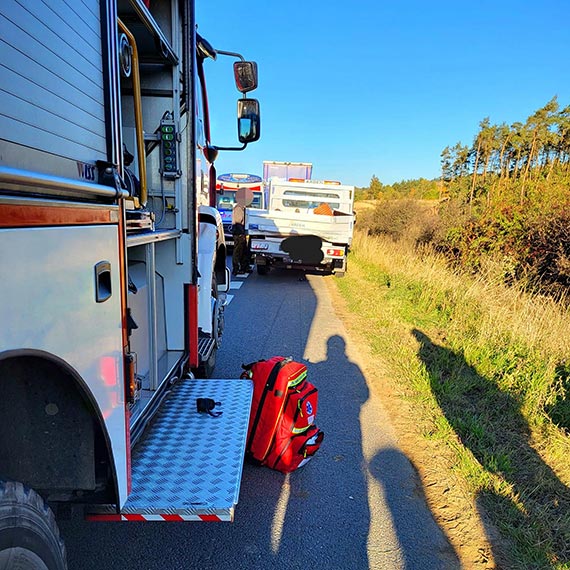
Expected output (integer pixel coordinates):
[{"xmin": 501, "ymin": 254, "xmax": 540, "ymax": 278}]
[{"xmin": 215, "ymin": 173, "xmax": 264, "ymax": 245}]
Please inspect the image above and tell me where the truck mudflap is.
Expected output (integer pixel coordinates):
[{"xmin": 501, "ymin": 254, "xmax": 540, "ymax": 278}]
[{"xmin": 86, "ymin": 378, "xmax": 253, "ymax": 522}]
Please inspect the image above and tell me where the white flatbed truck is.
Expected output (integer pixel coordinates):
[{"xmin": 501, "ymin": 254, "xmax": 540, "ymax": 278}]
[{"xmin": 247, "ymin": 178, "xmax": 355, "ymax": 276}]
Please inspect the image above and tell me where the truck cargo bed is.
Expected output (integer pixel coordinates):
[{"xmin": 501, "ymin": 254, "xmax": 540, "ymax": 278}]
[{"xmin": 247, "ymin": 209, "xmax": 354, "ymax": 245}]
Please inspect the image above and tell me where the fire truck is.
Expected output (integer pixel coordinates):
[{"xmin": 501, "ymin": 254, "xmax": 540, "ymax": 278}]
[{"xmin": 0, "ymin": 0, "xmax": 260, "ymax": 567}]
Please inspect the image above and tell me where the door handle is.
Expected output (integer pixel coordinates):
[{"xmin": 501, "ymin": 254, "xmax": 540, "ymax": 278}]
[{"xmin": 95, "ymin": 261, "xmax": 112, "ymax": 303}]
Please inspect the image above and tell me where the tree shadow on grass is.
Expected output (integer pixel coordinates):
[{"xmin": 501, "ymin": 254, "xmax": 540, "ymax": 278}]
[{"xmin": 412, "ymin": 329, "xmax": 570, "ymax": 569}]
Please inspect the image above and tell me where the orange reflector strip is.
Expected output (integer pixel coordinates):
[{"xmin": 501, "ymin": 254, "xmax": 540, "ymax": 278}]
[{"xmin": 0, "ymin": 203, "xmax": 118, "ymax": 227}]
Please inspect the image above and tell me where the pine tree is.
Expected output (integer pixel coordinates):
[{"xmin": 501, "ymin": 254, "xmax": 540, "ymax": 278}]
[{"xmin": 369, "ymin": 175, "xmax": 382, "ymax": 198}]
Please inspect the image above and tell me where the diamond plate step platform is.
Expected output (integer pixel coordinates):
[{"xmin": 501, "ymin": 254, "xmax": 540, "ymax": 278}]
[{"xmin": 86, "ymin": 378, "xmax": 253, "ymax": 522}]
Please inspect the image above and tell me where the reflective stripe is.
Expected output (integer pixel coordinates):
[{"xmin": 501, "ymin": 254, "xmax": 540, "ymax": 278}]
[
  {"xmin": 86, "ymin": 513, "xmax": 226, "ymax": 522},
  {"xmin": 288, "ymin": 370, "xmax": 307, "ymax": 388}
]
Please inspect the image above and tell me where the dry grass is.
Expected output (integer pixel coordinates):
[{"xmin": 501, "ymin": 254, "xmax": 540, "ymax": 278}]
[{"xmin": 334, "ymin": 230, "xmax": 570, "ymax": 569}]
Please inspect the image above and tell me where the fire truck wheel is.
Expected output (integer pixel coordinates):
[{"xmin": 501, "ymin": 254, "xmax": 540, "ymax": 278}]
[{"xmin": 0, "ymin": 480, "xmax": 66, "ymax": 570}]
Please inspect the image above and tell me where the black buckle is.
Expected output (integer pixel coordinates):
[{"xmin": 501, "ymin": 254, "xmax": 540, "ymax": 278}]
[{"xmin": 196, "ymin": 398, "xmax": 223, "ymax": 417}]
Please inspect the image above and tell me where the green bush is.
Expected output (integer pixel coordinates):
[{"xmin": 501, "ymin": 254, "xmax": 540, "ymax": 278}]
[
  {"xmin": 356, "ymin": 172, "xmax": 570, "ymax": 297},
  {"xmin": 432, "ymin": 198, "xmax": 570, "ymax": 296}
]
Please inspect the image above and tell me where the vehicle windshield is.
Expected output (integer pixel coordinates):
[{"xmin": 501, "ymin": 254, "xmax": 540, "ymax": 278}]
[{"xmin": 217, "ymin": 191, "xmax": 237, "ymax": 210}]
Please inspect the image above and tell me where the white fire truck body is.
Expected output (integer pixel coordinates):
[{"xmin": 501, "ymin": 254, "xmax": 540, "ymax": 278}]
[{"xmin": 0, "ymin": 0, "xmax": 260, "ymax": 565}]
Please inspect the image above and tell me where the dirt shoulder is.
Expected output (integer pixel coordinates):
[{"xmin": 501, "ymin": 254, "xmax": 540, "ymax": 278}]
[{"xmin": 325, "ymin": 277, "xmax": 503, "ymax": 569}]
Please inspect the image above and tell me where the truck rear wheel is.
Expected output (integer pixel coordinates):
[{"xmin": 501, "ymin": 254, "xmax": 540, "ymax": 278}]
[
  {"xmin": 0, "ymin": 481, "xmax": 66, "ymax": 570},
  {"xmin": 256, "ymin": 264, "xmax": 269, "ymax": 276}
]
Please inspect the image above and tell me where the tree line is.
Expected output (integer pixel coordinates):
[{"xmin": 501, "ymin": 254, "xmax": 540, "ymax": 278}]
[
  {"xmin": 356, "ymin": 97, "xmax": 570, "ymax": 296},
  {"xmin": 355, "ymin": 175, "xmax": 441, "ymax": 201},
  {"xmin": 441, "ymin": 96, "xmax": 570, "ymax": 207}
]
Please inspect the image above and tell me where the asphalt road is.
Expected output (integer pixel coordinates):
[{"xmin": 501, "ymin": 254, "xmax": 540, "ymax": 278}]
[{"xmin": 59, "ymin": 267, "xmax": 460, "ymax": 570}]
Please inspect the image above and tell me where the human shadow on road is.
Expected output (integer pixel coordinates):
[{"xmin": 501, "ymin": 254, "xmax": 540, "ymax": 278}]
[
  {"xmin": 273, "ymin": 334, "xmax": 371, "ymax": 570},
  {"xmin": 412, "ymin": 329, "xmax": 570, "ymax": 568},
  {"xmin": 368, "ymin": 448, "xmax": 461, "ymax": 569},
  {"xmin": 58, "ymin": 274, "xmax": 457, "ymax": 570},
  {"xmin": 273, "ymin": 335, "xmax": 459, "ymax": 569}
]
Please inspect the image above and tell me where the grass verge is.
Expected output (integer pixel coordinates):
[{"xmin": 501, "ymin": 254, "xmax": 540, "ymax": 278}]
[{"xmin": 331, "ymin": 231, "xmax": 570, "ymax": 569}]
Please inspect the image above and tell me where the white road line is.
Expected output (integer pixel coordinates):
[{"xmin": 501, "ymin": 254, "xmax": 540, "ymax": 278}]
[
  {"xmin": 229, "ymin": 281, "xmax": 244, "ymax": 290},
  {"xmin": 270, "ymin": 473, "xmax": 291, "ymax": 554},
  {"xmin": 225, "ymin": 294, "xmax": 234, "ymax": 306}
]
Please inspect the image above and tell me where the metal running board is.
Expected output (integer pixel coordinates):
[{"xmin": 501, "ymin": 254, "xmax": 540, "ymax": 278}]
[
  {"xmin": 86, "ymin": 378, "xmax": 253, "ymax": 522},
  {"xmin": 198, "ymin": 337, "xmax": 216, "ymax": 362}
]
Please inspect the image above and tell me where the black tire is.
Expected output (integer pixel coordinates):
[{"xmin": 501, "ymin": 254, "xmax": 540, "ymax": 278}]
[
  {"xmin": 256, "ymin": 264, "xmax": 269, "ymax": 276},
  {"xmin": 0, "ymin": 480, "xmax": 66, "ymax": 570}
]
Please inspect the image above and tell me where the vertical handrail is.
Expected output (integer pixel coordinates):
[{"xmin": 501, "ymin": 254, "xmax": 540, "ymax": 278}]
[{"xmin": 118, "ymin": 19, "xmax": 147, "ymax": 206}]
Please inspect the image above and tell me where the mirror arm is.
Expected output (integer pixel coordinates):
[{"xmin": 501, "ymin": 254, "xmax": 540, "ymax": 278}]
[
  {"xmin": 210, "ymin": 143, "xmax": 248, "ymax": 152},
  {"xmin": 216, "ymin": 49, "xmax": 245, "ymax": 62}
]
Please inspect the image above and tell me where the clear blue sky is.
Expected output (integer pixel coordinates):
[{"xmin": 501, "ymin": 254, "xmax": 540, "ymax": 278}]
[{"xmin": 195, "ymin": 0, "xmax": 569, "ymax": 188}]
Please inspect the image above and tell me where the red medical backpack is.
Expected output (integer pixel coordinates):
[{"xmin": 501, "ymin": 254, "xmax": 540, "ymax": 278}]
[{"xmin": 241, "ymin": 357, "xmax": 324, "ymax": 473}]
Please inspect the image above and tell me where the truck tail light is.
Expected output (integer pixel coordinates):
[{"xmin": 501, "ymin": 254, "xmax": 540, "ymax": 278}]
[{"xmin": 326, "ymin": 248, "xmax": 344, "ymax": 257}]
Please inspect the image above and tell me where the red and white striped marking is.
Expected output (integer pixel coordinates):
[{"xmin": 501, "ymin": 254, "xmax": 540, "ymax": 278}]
[{"xmin": 86, "ymin": 513, "xmax": 230, "ymax": 522}]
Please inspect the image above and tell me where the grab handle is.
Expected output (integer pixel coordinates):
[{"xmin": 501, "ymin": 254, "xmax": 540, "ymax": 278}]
[{"xmin": 95, "ymin": 261, "xmax": 112, "ymax": 303}]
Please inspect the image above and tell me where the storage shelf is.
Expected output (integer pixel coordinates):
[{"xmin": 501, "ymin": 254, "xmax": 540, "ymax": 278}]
[{"xmin": 127, "ymin": 229, "xmax": 180, "ymax": 247}]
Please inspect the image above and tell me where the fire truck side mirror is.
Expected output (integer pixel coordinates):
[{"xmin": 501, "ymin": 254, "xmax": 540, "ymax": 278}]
[
  {"xmin": 233, "ymin": 61, "xmax": 258, "ymax": 93},
  {"xmin": 237, "ymin": 98, "xmax": 260, "ymax": 144}
]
